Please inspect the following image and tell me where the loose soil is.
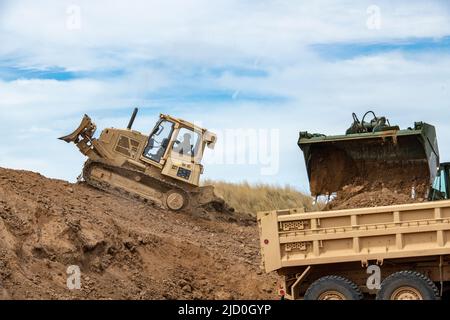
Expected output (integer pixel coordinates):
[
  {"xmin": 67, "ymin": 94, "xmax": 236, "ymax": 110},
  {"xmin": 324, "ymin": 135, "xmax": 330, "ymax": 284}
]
[{"xmin": 0, "ymin": 167, "xmax": 278, "ymax": 300}]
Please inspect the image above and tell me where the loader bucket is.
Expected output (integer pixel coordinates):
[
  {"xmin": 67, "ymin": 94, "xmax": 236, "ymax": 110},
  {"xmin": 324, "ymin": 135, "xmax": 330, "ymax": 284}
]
[
  {"xmin": 299, "ymin": 122, "xmax": 439, "ymax": 196},
  {"xmin": 59, "ymin": 115, "xmax": 96, "ymax": 143}
]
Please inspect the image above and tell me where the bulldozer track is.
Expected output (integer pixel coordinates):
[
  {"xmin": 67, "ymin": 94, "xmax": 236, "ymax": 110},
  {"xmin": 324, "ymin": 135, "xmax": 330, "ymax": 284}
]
[
  {"xmin": 82, "ymin": 160, "xmax": 185, "ymax": 210},
  {"xmin": 81, "ymin": 160, "xmax": 228, "ymax": 213}
]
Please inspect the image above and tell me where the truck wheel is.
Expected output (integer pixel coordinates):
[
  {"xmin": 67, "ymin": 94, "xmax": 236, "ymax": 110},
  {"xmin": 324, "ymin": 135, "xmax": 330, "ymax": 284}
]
[
  {"xmin": 304, "ymin": 276, "xmax": 363, "ymax": 300},
  {"xmin": 376, "ymin": 271, "xmax": 440, "ymax": 300}
]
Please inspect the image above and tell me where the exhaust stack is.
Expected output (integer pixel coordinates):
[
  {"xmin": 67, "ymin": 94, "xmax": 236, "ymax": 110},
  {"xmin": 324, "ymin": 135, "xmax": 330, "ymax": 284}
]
[{"xmin": 127, "ymin": 108, "xmax": 139, "ymax": 130}]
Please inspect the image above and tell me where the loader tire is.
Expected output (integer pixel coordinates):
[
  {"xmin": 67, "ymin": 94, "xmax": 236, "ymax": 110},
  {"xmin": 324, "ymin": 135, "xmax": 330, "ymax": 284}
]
[
  {"xmin": 376, "ymin": 271, "xmax": 440, "ymax": 300},
  {"xmin": 304, "ymin": 275, "xmax": 363, "ymax": 300}
]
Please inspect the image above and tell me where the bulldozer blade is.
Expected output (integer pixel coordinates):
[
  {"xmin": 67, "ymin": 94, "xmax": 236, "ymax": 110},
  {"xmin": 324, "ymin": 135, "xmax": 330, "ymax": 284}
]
[
  {"xmin": 196, "ymin": 185, "xmax": 231, "ymax": 211},
  {"xmin": 59, "ymin": 115, "xmax": 96, "ymax": 143},
  {"xmin": 299, "ymin": 122, "xmax": 439, "ymax": 196}
]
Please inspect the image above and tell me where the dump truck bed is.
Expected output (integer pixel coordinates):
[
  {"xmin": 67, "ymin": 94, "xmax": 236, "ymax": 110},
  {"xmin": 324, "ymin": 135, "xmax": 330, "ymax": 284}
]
[{"xmin": 258, "ymin": 200, "xmax": 450, "ymax": 273}]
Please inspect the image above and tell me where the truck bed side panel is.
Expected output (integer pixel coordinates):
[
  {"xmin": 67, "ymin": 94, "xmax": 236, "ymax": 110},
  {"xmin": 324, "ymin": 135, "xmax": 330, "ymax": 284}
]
[{"xmin": 258, "ymin": 201, "xmax": 450, "ymax": 273}]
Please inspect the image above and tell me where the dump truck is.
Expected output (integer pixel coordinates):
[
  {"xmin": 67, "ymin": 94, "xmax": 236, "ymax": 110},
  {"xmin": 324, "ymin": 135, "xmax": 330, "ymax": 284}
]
[
  {"xmin": 258, "ymin": 112, "xmax": 450, "ymax": 300},
  {"xmin": 60, "ymin": 108, "xmax": 229, "ymax": 213}
]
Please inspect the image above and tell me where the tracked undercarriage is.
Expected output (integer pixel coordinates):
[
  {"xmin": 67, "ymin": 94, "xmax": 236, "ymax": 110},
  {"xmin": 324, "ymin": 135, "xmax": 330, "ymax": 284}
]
[{"xmin": 81, "ymin": 160, "xmax": 229, "ymax": 212}]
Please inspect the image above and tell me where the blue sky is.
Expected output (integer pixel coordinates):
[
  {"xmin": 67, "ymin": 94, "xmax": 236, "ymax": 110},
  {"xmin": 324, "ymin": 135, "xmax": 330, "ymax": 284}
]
[
  {"xmin": 1, "ymin": 0, "xmax": 450, "ymax": 193},
  {"xmin": 312, "ymin": 36, "xmax": 450, "ymax": 60}
]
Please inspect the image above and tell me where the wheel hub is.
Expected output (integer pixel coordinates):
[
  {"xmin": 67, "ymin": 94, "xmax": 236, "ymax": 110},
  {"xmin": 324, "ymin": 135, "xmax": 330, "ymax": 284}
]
[
  {"xmin": 390, "ymin": 287, "xmax": 423, "ymax": 300},
  {"xmin": 318, "ymin": 290, "xmax": 346, "ymax": 300}
]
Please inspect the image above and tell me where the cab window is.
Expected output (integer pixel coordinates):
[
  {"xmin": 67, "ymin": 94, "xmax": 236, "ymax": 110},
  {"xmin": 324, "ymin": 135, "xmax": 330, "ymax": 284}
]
[
  {"xmin": 172, "ymin": 128, "xmax": 201, "ymax": 158},
  {"xmin": 143, "ymin": 120, "xmax": 174, "ymax": 163},
  {"xmin": 430, "ymin": 168, "xmax": 449, "ymax": 200}
]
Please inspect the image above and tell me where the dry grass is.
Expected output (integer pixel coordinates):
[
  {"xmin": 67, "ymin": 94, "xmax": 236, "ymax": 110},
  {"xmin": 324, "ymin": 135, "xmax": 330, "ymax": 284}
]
[{"xmin": 206, "ymin": 180, "xmax": 321, "ymax": 215}]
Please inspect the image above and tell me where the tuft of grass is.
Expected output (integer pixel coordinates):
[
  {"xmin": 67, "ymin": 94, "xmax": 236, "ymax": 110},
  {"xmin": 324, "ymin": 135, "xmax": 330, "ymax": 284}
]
[{"xmin": 206, "ymin": 180, "xmax": 321, "ymax": 216}]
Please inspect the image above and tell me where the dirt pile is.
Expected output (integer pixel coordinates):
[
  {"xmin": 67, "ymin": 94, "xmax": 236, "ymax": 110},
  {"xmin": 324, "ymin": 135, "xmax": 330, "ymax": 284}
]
[
  {"xmin": 0, "ymin": 167, "xmax": 277, "ymax": 300},
  {"xmin": 317, "ymin": 150, "xmax": 431, "ymax": 210},
  {"xmin": 307, "ymin": 135, "xmax": 431, "ymax": 198},
  {"xmin": 326, "ymin": 177, "xmax": 429, "ymax": 211},
  {"xmin": 326, "ymin": 185, "xmax": 425, "ymax": 210}
]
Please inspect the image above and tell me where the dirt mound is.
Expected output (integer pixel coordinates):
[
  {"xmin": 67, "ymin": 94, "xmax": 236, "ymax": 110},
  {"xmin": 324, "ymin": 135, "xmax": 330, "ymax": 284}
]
[
  {"xmin": 0, "ymin": 167, "xmax": 277, "ymax": 300},
  {"xmin": 307, "ymin": 135, "xmax": 432, "ymax": 198},
  {"xmin": 326, "ymin": 182, "xmax": 427, "ymax": 211},
  {"xmin": 318, "ymin": 149, "xmax": 431, "ymax": 210}
]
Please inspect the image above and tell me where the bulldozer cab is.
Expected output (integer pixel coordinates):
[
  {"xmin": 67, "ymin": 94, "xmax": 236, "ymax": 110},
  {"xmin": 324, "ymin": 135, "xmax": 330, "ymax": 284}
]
[
  {"xmin": 138, "ymin": 113, "xmax": 217, "ymax": 186},
  {"xmin": 141, "ymin": 114, "xmax": 215, "ymax": 166},
  {"xmin": 299, "ymin": 111, "xmax": 440, "ymax": 197}
]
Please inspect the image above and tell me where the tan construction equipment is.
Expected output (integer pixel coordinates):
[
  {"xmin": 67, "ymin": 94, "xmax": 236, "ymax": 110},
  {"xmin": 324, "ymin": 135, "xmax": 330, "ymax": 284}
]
[
  {"xmin": 60, "ymin": 108, "xmax": 229, "ymax": 212},
  {"xmin": 258, "ymin": 111, "xmax": 450, "ymax": 300}
]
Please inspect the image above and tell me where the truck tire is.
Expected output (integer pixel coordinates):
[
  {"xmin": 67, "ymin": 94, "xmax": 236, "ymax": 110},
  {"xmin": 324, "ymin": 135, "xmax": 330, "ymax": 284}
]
[
  {"xmin": 304, "ymin": 275, "xmax": 363, "ymax": 300},
  {"xmin": 376, "ymin": 271, "xmax": 440, "ymax": 300}
]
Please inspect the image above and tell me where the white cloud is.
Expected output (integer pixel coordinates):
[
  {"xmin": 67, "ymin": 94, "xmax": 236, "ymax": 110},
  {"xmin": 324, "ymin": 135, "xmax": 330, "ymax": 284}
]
[{"xmin": 2, "ymin": 0, "xmax": 450, "ymax": 69}]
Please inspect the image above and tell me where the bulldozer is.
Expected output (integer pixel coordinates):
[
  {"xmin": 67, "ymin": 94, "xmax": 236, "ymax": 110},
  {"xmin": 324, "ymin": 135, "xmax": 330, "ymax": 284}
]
[
  {"xmin": 59, "ymin": 108, "xmax": 229, "ymax": 212},
  {"xmin": 298, "ymin": 111, "xmax": 440, "ymax": 199}
]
